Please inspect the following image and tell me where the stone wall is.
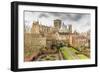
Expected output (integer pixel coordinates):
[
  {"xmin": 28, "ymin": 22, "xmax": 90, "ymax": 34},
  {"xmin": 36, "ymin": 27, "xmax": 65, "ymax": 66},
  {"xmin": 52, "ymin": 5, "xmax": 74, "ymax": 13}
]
[{"xmin": 24, "ymin": 33, "xmax": 46, "ymax": 50}]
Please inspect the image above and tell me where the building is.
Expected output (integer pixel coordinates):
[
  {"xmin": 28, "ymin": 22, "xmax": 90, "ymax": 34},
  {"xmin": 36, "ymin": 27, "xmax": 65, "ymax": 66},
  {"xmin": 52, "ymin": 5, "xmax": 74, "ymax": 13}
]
[
  {"xmin": 31, "ymin": 21, "xmax": 40, "ymax": 34},
  {"xmin": 25, "ymin": 19, "xmax": 89, "ymax": 51},
  {"xmin": 24, "ymin": 19, "xmax": 90, "ymax": 61},
  {"xmin": 54, "ymin": 19, "xmax": 61, "ymax": 31},
  {"xmin": 68, "ymin": 24, "xmax": 72, "ymax": 33}
]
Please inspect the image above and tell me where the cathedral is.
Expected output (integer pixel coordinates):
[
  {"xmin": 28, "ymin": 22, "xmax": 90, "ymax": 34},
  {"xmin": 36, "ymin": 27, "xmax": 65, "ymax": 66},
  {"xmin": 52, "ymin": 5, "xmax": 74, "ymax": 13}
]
[
  {"xmin": 25, "ymin": 19, "xmax": 89, "ymax": 52},
  {"xmin": 31, "ymin": 19, "xmax": 72, "ymax": 34},
  {"xmin": 24, "ymin": 19, "xmax": 73, "ymax": 52},
  {"xmin": 24, "ymin": 19, "xmax": 90, "ymax": 61}
]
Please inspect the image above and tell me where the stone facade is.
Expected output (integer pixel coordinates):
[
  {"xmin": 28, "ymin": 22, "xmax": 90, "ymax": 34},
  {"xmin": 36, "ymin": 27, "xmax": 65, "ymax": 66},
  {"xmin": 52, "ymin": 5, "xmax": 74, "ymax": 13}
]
[
  {"xmin": 25, "ymin": 19, "xmax": 89, "ymax": 50},
  {"xmin": 24, "ymin": 33, "xmax": 46, "ymax": 50}
]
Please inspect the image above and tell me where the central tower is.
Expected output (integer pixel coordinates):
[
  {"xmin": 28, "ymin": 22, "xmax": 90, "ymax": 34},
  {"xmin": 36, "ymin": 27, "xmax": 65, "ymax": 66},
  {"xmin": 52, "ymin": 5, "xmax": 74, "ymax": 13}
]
[
  {"xmin": 68, "ymin": 24, "xmax": 72, "ymax": 33},
  {"xmin": 54, "ymin": 19, "xmax": 61, "ymax": 31}
]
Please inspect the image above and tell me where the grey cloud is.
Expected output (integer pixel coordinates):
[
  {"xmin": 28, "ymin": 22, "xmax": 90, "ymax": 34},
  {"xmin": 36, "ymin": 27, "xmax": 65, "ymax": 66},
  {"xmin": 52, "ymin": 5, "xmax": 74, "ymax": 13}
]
[
  {"xmin": 25, "ymin": 10, "xmax": 91, "ymax": 33},
  {"xmin": 48, "ymin": 12, "xmax": 68, "ymax": 20},
  {"xmin": 78, "ymin": 14, "xmax": 90, "ymax": 26},
  {"xmin": 39, "ymin": 13, "xmax": 49, "ymax": 18},
  {"xmin": 82, "ymin": 21, "xmax": 90, "ymax": 27},
  {"xmin": 49, "ymin": 12, "xmax": 87, "ymax": 21},
  {"xmin": 65, "ymin": 14, "xmax": 84, "ymax": 21},
  {"xmin": 50, "ymin": 12, "xmax": 61, "ymax": 17}
]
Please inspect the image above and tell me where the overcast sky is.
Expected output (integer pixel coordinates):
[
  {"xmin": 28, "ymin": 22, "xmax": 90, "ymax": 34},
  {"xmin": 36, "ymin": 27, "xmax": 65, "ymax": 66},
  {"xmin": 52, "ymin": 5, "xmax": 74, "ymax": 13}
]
[{"xmin": 24, "ymin": 11, "xmax": 90, "ymax": 33}]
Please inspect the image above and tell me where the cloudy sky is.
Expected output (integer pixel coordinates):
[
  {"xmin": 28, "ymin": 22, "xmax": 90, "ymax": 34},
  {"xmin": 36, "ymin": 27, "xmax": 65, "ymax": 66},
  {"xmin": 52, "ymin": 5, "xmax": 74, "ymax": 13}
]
[{"xmin": 24, "ymin": 11, "xmax": 90, "ymax": 33}]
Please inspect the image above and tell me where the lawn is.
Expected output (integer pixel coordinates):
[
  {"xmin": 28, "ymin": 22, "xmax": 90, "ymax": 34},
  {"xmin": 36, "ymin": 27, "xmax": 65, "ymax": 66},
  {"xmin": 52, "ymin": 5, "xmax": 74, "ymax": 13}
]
[
  {"xmin": 60, "ymin": 47, "xmax": 88, "ymax": 60},
  {"xmin": 60, "ymin": 47, "xmax": 74, "ymax": 60},
  {"xmin": 70, "ymin": 47, "xmax": 88, "ymax": 59},
  {"xmin": 70, "ymin": 47, "xmax": 79, "ymax": 53},
  {"xmin": 77, "ymin": 54, "xmax": 88, "ymax": 59}
]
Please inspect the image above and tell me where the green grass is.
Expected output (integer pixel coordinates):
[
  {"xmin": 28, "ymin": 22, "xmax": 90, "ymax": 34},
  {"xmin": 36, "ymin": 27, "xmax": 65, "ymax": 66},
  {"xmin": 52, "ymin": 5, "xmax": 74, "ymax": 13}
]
[
  {"xmin": 70, "ymin": 48, "xmax": 79, "ymax": 53},
  {"xmin": 60, "ymin": 47, "xmax": 74, "ymax": 60},
  {"xmin": 77, "ymin": 54, "xmax": 88, "ymax": 59},
  {"xmin": 70, "ymin": 48, "xmax": 88, "ymax": 59},
  {"xmin": 60, "ymin": 47, "xmax": 88, "ymax": 60}
]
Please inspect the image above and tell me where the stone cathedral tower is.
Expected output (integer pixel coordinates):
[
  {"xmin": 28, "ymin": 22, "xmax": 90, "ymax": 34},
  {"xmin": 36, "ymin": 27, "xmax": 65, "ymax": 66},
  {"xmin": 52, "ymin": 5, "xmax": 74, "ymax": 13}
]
[
  {"xmin": 54, "ymin": 19, "xmax": 61, "ymax": 31},
  {"xmin": 68, "ymin": 24, "xmax": 72, "ymax": 33}
]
